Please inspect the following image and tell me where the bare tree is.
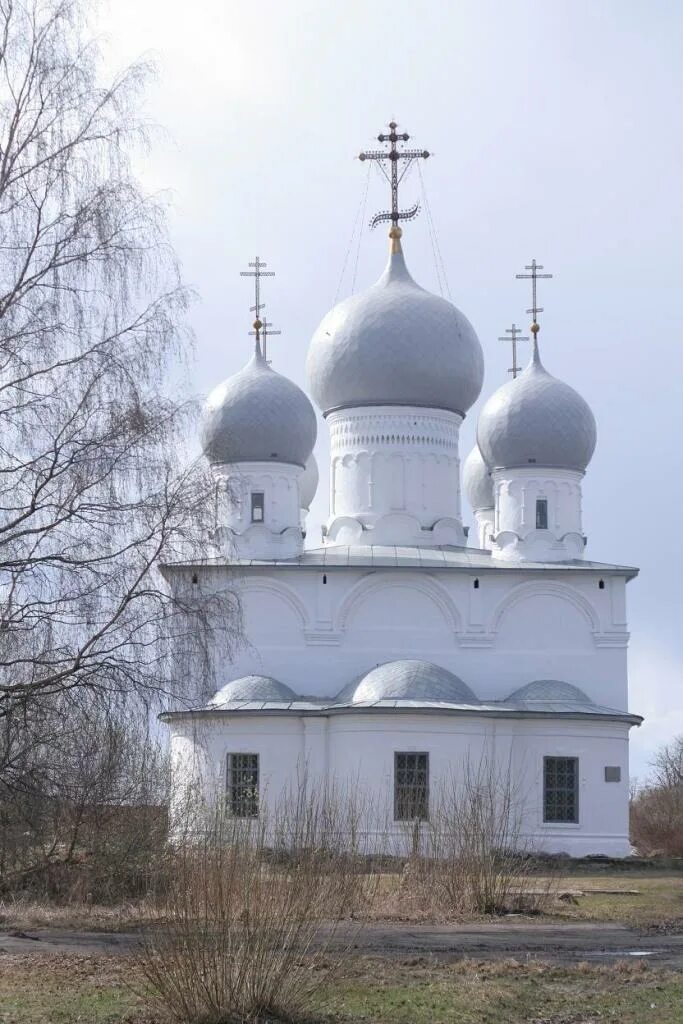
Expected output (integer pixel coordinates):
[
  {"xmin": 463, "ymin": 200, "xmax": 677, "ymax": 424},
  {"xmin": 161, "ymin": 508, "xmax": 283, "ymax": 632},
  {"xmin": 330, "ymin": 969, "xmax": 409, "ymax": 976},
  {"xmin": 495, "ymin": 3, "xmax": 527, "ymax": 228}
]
[
  {"xmin": 0, "ymin": 0, "xmax": 240, "ymax": 746},
  {"xmin": 631, "ymin": 735, "xmax": 683, "ymax": 857}
]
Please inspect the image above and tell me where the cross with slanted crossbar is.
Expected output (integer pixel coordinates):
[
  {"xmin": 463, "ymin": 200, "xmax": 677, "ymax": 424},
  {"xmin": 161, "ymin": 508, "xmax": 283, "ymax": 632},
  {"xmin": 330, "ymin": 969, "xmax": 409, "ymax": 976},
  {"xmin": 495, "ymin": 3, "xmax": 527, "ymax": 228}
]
[
  {"xmin": 498, "ymin": 323, "xmax": 529, "ymax": 378},
  {"xmin": 359, "ymin": 121, "xmax": 430, "ymax": 230},
  {"xmin": 249, "ymin": 319, "xmax": 281, "ymax": 365},
  {"xmin": 240, "ymin": 256, "xmax": 275, "ymax": 340},
  {"xmin": 515, "ymin": 259, "xmax": 553, "ymax": 337}
]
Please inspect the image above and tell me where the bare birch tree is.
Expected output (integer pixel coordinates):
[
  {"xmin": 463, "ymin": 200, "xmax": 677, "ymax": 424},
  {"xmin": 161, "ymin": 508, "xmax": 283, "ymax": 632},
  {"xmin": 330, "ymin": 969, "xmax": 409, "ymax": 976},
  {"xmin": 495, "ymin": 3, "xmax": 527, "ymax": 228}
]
[{"xmin": 0, "ymin": 1, "xmax": 239, "ymax": 739}]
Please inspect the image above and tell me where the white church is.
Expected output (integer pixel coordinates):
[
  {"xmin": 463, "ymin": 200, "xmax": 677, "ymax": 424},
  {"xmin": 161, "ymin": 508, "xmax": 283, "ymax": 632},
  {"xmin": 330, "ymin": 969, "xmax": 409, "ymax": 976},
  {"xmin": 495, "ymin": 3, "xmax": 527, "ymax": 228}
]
[{"xmin": 162, "ymin": 126, "xmax": 641, "ymax": 857}]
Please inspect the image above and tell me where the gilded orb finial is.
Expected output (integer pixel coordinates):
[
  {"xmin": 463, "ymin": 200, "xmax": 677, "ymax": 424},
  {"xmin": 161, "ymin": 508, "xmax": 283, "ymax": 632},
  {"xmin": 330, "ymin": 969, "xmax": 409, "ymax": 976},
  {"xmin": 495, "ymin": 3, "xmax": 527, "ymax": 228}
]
[
  {"xmin": 389, "ymin": 224, "xmax": 403, "ymax": 254},
  {"xmin": 253, "ymin": 318, "xmax": 263, "ymax": 332},
  {"xmin": 530, "ymin": 322, "xmax": 540, "ymax": 335}
]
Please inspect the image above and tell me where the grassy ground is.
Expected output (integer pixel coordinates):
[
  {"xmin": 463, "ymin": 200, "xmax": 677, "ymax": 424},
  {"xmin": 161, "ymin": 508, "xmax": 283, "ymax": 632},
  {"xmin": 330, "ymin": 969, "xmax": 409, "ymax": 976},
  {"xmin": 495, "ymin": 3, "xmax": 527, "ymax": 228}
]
[
  {"xmin": 3, "ymin": 871, "xmax": 683, "ymax": 933},
  {"xmin": 1, "ymin": 954, "xmax": 683, "ymax": 1024}
]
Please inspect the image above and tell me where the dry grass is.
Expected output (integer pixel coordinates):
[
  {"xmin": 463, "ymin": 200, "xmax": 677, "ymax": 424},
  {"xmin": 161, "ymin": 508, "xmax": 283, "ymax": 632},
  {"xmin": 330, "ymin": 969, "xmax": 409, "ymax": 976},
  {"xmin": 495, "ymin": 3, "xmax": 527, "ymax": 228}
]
[{"xmin": 1, "ymin": 953, "xmax": 683, "ymax": 1024}]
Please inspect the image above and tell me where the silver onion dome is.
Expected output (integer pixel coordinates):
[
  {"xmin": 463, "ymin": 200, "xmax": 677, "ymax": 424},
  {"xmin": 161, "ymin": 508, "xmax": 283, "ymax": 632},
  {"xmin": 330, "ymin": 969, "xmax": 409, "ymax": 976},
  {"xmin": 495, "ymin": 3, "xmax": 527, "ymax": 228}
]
[
  {"xmin": 299, "ymin": 453, "xmax": 319, "ymax": 510},
  {"xmin": 463, "ymin": 445, "xmax": 494, "ymax": 511},
  {"xmin": 208, "ymin": 675, "xmax": 298, "ymax": 707},
  {"xmin": 335, "ymin": 659, "xmax": 479, "ymax": 705},
  {"xmin": 306, "ymin": 233, "xmax": 484, "ymax": 417},
  {"xmin": 477, "ymin": 339, "xmax": 596, "ymax": 473},
  {"xmin": 201, "ymin": 339, "xmax": 317, "ymax": 467}
]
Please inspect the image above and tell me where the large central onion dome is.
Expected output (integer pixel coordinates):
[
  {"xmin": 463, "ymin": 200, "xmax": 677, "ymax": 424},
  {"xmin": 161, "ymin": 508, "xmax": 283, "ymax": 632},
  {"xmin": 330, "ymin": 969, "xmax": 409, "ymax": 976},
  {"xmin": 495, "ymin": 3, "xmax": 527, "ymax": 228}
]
[
  {"xmin": 477, "ymin": 338, "xmax": 596, "ymax": 472},
  {"xmin": 306, "ymin": 233, "xmax": 484, "ymax": 417},
  {"xmin": 201, "ymin": 338, "xmax": 317, "ymax": 467}
]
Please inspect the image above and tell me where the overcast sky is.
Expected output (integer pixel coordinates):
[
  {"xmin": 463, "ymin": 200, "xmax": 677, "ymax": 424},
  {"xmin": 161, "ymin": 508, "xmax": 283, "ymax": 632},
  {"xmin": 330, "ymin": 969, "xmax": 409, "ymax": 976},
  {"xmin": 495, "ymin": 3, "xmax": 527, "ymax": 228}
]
[{"xmin": 100, "ymin": 0, "xmax": 683, "ymax": 779}]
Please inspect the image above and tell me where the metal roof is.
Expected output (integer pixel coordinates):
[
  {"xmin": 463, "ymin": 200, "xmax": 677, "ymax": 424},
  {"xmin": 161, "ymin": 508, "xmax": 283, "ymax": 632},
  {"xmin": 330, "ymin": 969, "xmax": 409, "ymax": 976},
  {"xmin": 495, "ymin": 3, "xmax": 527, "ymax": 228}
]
[{"xmin": 162, "ymin": 544, "xmax": 638, "ymax": 579}]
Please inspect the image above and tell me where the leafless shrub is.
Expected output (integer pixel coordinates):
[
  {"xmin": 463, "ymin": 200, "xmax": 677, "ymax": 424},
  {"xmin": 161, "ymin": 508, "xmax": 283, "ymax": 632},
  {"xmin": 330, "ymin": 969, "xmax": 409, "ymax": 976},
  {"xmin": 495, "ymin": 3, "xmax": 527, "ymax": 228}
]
[
  {"xmin": 416, "ymin": 756, "xmax": 559, "ymax": 917},
  {"xmin": 138, "ymin": 792, "xmax": 378, "ymax": 1024},
  {"xmin": 631, "ymin": 735, "xmax": 683, "ymax": 856}
]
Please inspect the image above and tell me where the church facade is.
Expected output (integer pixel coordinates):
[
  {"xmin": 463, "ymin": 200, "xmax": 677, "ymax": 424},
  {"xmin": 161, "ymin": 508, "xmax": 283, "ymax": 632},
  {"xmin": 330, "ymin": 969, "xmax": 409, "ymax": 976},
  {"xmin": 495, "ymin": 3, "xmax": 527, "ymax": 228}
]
[{"xmin": 162, "ymin": 136, "xmax": 640, "ymax": 857}]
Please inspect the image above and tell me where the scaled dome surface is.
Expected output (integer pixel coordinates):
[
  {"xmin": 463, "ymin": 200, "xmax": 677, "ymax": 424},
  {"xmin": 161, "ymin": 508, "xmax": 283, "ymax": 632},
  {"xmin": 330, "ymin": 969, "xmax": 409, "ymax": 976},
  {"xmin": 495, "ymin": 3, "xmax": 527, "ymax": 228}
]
[
  {"xmin": 477, "ymin": 341, "xmax": 596, "ymax": 473},
  {"xmin": 336, "ymin": 659, "xmax": 479, "ymax": 705},
  {"xmin": 307, "ymin": 239, "xmax": 484, "ymax": 417},
  {"xmin": 507, "ymin": 680, "xmax": 592, "ymax": 704},
  {"xmin": 463, "ymin": 445, "xmax": 494, "ymax": 511},
  {"xmin": 299, "ymin": 453, "xmax": 319, "ymax": 510},
  {"xmin": 201, "ymin": 342, "xmax": 317, "ymax": 467},
  {"xmin": 208, "ymin": 675, "xmax": 298, "ymax": 707}
]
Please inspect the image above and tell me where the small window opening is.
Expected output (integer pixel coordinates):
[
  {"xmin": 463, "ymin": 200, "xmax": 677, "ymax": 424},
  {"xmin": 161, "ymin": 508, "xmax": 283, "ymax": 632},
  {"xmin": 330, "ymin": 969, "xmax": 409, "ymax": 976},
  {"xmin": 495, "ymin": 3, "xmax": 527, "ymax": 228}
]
[
  {"xmin": 598, "ymin": 579, "xmax": 605, "ymax": 590},
  {"xmin": 322, "ymin": 574, "xmax": 327, "ymax": 585},
  {"xmin": 191, "ymin": 572, "xmax": 198, "ymax": 586},
  {"xmin": 394, "ymin": 752, "xmax": 429, "ymax": 821},
  {"xmin": 226, "ymin": 753, "xmax": 259, "ymax": 818},
  {"xmin": 604, "ymin": 766, "xmax": 621, "ymax": 783},
  {"xmin": 543, "ymin": 756, "xmax": 578, "ymax": 823},
  {"xmin": 536, "ymin": 498, "xmax": 548, "ymax": 530},
  {"xmin": 251, "ymin": 491, "xmax": 265, "ymax": 523},
  {"xmin": 473, "ymin": 578, "xmax": 480, "ymax": 589}
]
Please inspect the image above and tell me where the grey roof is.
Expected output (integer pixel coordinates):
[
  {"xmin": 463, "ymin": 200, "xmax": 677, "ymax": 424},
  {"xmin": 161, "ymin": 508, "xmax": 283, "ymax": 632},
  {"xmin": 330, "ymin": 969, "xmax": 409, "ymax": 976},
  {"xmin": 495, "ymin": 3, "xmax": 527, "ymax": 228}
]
[
  {"xmin": 335, "ymin": 659, "xmax": 479, "ymax": 705},
  {"xmin": 164, "ymin": 665, "xmax": 640, "ymax": 725},
  {"xmin": 477, "ymin": 340, "xmax": 597, "ymax": 473},
  {"xmin": 505, "ymin": 679, "xmax": 635, "ymax": 718},
  {"xmin": 463, "ymin": 444, "xmax": 494, "ymax": 511},
  {"xmin": 299, "ymin": 453, "xmax": 319, "ymax": 510},
  {"xmin": 162, "ymin": 544, "xmax": 638, "ymax": 579},
  {"xmin": 200, "ymin": 341, "xmax": 317, "ymax": 468},
  {"xmin": 306, "ymin": 240, "xmax": 484, "ymax": 417},
  {"xmin": 208, "ymin": 674, "xmax": 298, "ymax": 708}
]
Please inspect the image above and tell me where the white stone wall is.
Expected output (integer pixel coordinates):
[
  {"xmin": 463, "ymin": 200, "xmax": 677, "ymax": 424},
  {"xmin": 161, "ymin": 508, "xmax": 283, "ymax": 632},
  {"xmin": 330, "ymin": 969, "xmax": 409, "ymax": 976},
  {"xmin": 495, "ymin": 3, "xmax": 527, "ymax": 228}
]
[
  {"xmin": 210, "ymin": 460, "xmax": 304, "ymax": 559},
  {"xmin": 181, "ymin": 564, "xmax": 631, "ymax": 710},
  {"xmin": 326, "ymin": 405, "xmax": 465, "ymax": 546},
  {"xmin": 491, "ymin": 466, "xmax": 586, "ymax": 563},
  {"xmin": 167, "ymin": 711, "xmax": 633, "ymax": 857}
]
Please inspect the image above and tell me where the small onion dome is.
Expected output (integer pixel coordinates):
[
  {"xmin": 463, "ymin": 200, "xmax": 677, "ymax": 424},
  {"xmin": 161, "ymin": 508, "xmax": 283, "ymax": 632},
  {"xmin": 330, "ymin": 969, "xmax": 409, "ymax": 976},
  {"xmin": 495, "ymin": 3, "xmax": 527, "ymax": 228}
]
[
  {"xmin": 335, "ymin": 659, "xmax": 479, "ymax": 705},
  {"xmin": 477, "ymin": 339, "xmax": 596, "ymax": 473},
  {"xmin": 208, "ymin": 675, "xmax": 297, "ymax": 707},
  {"xmin": 463, "ymin": 444, "xmax": 493, "ymax": 511},
  {"xmin": 201, "ymin": 339, "xmax": 317, "ymax": 467},
  {"xmin": 306, "ymin": 233, "xmax": 484, "ymax": 417},
  {"xmin": 299, "ymin": 453, "xmax": 319, "ymax": 511}
]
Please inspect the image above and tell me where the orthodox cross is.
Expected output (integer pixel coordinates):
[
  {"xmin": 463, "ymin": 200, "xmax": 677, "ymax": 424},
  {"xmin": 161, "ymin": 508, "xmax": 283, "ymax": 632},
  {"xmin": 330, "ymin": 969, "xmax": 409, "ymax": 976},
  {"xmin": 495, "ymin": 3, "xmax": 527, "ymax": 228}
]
[
  {"xmin": 515, "ymin": 258, "xmax": 553, "ymax": 338},
  {"xmin": 359, "ymin": 121, "xmax": 430, "ymax": 230},
  {"xmin": 498, "ymin": 323, "xmax": 529, "ymax": 378},
  {"xmin": 240, "ymin": 256, "xmax": 275, "ymax": 341},
  {"xmin": 249, "ymin": 318, "xmax": 281, "ymax": 365}
]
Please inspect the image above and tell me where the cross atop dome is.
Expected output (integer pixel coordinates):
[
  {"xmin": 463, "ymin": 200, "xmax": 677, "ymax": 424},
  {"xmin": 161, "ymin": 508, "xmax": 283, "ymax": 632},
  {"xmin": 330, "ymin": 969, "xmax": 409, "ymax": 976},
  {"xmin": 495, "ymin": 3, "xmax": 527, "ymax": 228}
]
[
  {"xmin": 240, "ymin": 255, "xmax": 275, "ymax": 346},
  {"xmin": 359, "ymin": 121, "xmax": 430, "ymax": 231},
  {"xmin": 515, "ymin": 258, "xmax": 553, "ymax": 341}
]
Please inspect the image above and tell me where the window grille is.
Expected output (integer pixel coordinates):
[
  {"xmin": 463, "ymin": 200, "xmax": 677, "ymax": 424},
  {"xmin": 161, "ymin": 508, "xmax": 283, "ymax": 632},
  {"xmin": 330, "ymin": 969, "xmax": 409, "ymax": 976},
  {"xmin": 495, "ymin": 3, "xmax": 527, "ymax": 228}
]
[
  {"xmin": 543, "ymin": 756, "xmax": 578, "ymax": 823},
  {"xmin": 226, "ymin": 753, "xmax": 259, "ymax": 818},
  {"xmin": 394, "ymin": 752, "xmax": 429, "ymax": 821},
  {"xmin": 536, "ymin": 498, "xmax": 548, "ymax": 530},
  {"xmin": 251, "ymin": 492, "xmax": 265, "ymax": 523}
]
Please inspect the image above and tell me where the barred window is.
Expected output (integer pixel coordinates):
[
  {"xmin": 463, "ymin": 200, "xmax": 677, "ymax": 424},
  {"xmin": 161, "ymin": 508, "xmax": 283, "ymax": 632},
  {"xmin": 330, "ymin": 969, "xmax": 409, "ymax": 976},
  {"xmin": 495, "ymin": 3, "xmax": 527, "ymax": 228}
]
[
  {"xmin": 544, "ymin": 756, "xmax": 578, "ymax": 823},
  {"xmin": 251, "ymin": 492, "xmax": 265, "ymax": 523},
  {"xmin": 394, "ymin": 752, "xmax": 429, "ymax": 821},
  {"xmin": 536, "ymin": 498, "xmax": 548, "ymax": 530},
  {"xmin": 226, "ymin": 753, "xmax": 259, "ymax": 818}
]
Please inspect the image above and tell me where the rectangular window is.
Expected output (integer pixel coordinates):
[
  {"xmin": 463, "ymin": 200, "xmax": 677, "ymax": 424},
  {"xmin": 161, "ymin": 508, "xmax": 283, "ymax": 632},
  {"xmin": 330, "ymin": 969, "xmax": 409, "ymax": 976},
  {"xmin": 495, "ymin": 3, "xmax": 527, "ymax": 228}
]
[
  {"xmin": 536, "ymin": 498, "xmax": 549, "ymax": 530},
  {"xmin": 604, "ymin": 766, "xmax": 621, "ymax": 783},
  {"xmin": 394, "ymin": 752, "xmax": 429, "ymax": 821},
  {"xmin": 544, "ymin": 756, "xmax": 578, "ymax": 823},
  {"xmin": 251, "ymin": 492, "xmax": 265, "ymax": 523},
  {"xmin": 227, "ymin": 753, "xmax": 259, "ymax": 818}
]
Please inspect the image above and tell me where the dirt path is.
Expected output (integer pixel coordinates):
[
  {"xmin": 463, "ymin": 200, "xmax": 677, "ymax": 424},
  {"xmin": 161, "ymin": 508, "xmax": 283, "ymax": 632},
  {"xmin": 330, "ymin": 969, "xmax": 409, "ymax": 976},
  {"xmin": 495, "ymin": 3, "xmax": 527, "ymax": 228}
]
[{"xmin": 2, "ymin": 920, "xmax": 683, "ymax": 967}]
